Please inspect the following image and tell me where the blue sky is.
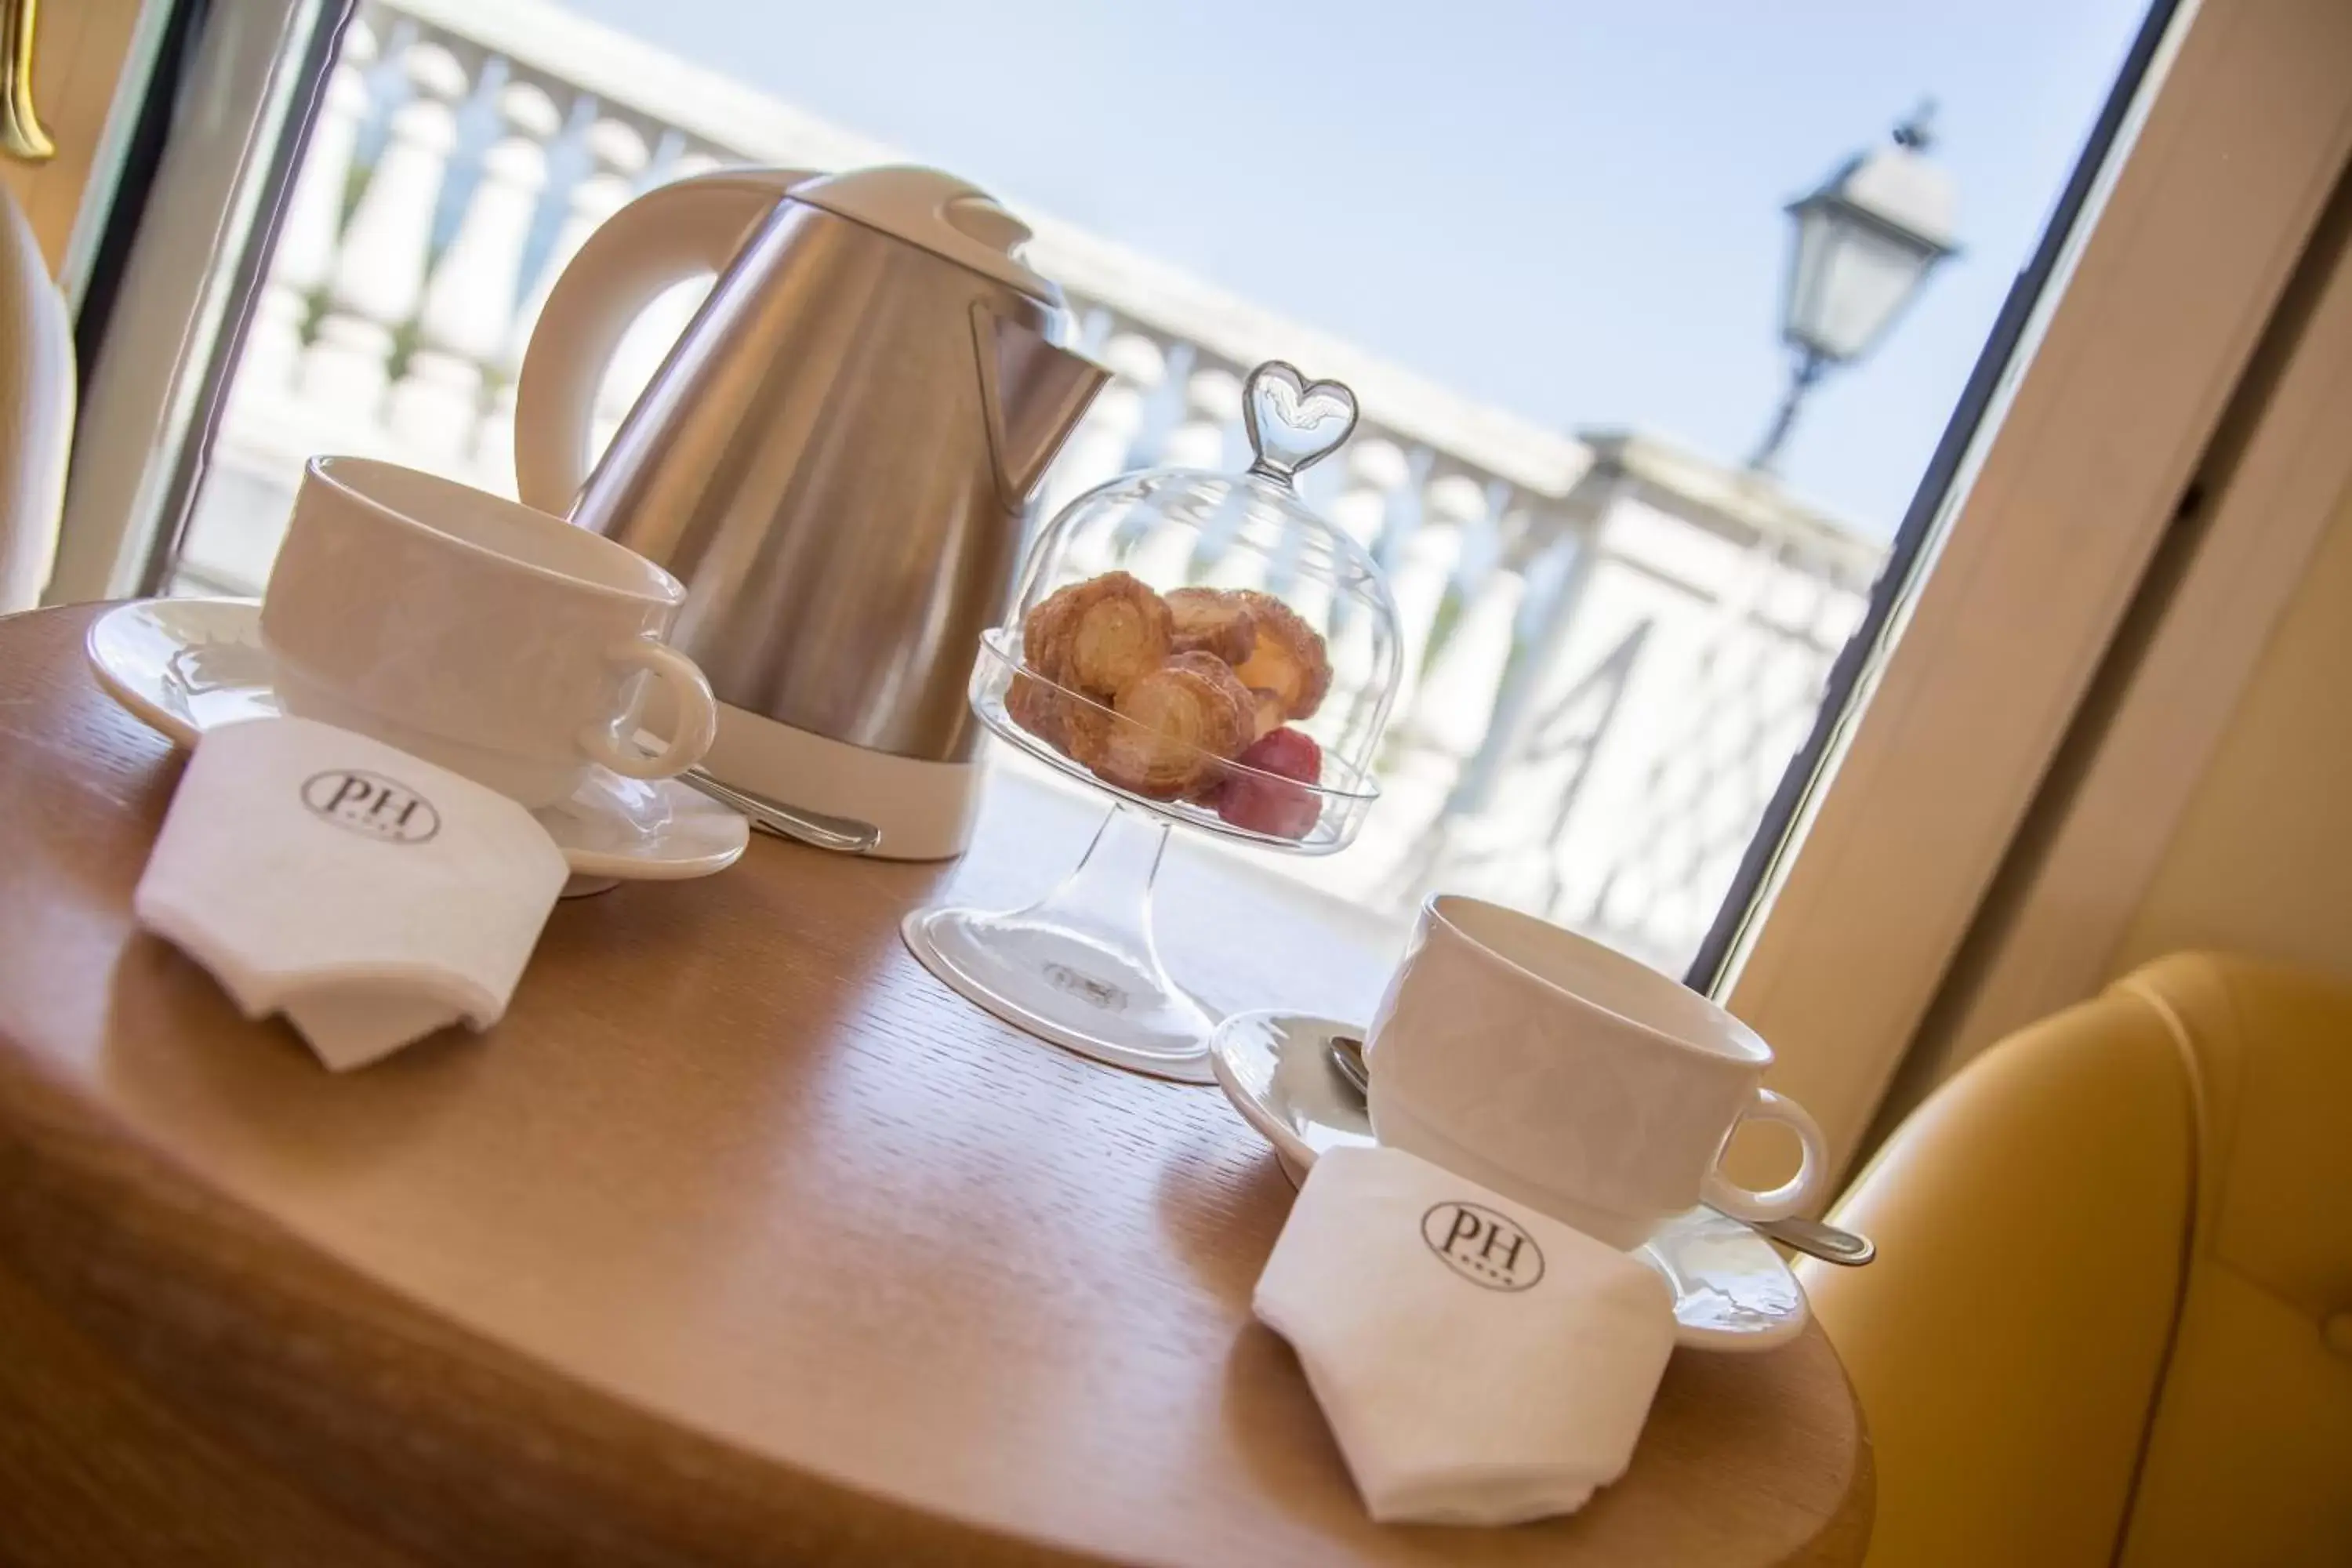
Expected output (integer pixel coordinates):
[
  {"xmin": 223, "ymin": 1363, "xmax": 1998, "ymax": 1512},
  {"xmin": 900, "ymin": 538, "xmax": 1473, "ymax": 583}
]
[{"xmin": 565, "ymin": 0, "xmax": 2151, "ymax": 536}]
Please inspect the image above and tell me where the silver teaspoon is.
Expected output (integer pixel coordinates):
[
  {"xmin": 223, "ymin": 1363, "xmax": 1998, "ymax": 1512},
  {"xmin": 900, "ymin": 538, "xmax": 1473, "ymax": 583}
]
[
  {"xmin": 1325, "ymin": 1033, "xmax": 1874, "ymax": 1267},
  {"xmin": 678, "ymin": 768, "xmax": 881, "ymax": 855},
  {"xmin": 1330, "ymin": 1030, "xmax": 1373, "ymax": 1097}
]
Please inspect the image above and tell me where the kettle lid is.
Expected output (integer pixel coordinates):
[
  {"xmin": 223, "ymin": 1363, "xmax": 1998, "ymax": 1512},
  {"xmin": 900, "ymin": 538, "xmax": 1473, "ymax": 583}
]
[{"xmin": 791, "ymin": 166, "xmax": 1060, "ymax": 304}]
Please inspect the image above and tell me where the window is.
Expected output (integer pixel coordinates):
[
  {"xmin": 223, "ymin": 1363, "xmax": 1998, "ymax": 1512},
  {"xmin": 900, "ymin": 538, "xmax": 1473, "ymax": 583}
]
[{"xmin": 57, "ymin": 0, "xmax": 2352, "ymax": 1166}]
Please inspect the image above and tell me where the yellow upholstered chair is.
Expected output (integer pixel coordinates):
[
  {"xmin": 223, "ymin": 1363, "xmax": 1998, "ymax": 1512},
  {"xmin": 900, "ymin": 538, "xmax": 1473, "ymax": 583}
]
[{"xmin": 1798, "ymin": 952, "xmax": 2352, "ymax": 1567}]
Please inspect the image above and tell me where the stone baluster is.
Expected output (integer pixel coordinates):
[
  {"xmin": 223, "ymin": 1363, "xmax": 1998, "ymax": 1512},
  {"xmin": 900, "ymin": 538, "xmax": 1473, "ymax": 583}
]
[
  {"xmin": 478, "ymin": 116, "xmax": 650, "ymax": 492},
  {"xmin": 1160, "ymin": 364, "xmax": 1240, "ymax": 470},
  {"xmin": 1279, "ymin": 520, "xmax": 1340, "ymax": 635},
  {"xmin": 1198, "ymin": 544, "xmax": 1262, "ymax": 593},
  {"xmin": 1043, "ymin": 331, "xmax": 1166, "ymax": 538},
  {"xmin": 508, "ymin": 117, "xmax": 650, "ymax": 360},
  {"xmin": 241, "ymin": 20, "xmax": 376, "ymax": 397},
  {"xmin": 1385, "ymin": 475, "xmax": 1483, "ymax": 718},
  {"xmin": 299, "ymin": 41, "xmax": 471, "ymax": 416},
  {"xmin": 390, "ymin": 80, "xmax": 563, "ymax": 468},
  {"xmin": 1446, "ymin": 520, "xmax": 1603, "ymax": 818},
  {"xmin": 1319, "ymin": 438, "xmax": 1413, "ymax": 697},
  {"xmin": 1777, "ymin": 546, "xmax": 1843, "ymax": 647},
  {"xmin": 1421, "ymin": 474, "xmax": 1492, "ymax": 558},
  {"xmin": 1157, "ymin": 365, "xmax": 1260, "ymax": 589},
  {"xmin": 1326, "ymin": 606, "xmax": 1381, "ymax": 730},
  {"xmin": 1327, "ymin": 437, "xmax": 1409, "ymax": 556},
  {"xmin": 1116, "ymin": 350, "xmax": 1219, "ymax": 584},
  {"xmin": 1123, "ymin": 506, "xmax": 1200, "ymax": 588},
  {"xmin": 1406, "ymin": 566, "xmax": 1526, "ymax": 756}
]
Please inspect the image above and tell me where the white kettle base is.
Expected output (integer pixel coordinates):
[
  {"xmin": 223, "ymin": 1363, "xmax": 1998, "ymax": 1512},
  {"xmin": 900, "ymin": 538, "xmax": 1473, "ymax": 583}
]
[{"xmin": 702, "ymin": 702, "xmax": 981, "ymax": 862}]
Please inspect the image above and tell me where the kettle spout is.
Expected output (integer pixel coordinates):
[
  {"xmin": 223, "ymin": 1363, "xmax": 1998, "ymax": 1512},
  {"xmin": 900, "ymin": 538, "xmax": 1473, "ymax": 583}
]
[{"xmin": 973, "ymin": 303, "xmax": 1112, "ymax": 510}]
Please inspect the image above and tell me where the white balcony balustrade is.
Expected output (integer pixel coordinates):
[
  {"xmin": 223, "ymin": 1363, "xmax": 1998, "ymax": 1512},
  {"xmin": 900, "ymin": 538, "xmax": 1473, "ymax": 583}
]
[{"xmin": 179, "ymin": 0, "xmax": 1888, "ymax": 971}]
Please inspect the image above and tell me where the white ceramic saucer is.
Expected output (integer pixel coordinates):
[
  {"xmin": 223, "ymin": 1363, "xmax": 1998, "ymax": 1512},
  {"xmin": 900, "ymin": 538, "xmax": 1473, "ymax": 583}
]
[
  {"xmin": 1207, "ymin": 1008, "xmax": 1811, "ymax": 1353},
  {"xmin": 86, "ymin": 598, "xmax": 749, "ymax": 886}
]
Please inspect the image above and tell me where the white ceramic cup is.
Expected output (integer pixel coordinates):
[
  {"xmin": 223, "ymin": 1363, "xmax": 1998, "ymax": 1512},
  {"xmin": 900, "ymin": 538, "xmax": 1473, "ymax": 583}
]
[
  {"xmin": 260, "ymin": 456, "xmax": 720, "ymax": 809},
  {"xmin": 1364, "ymin": 894, "xmax": 1828, "ymax": 1250}
]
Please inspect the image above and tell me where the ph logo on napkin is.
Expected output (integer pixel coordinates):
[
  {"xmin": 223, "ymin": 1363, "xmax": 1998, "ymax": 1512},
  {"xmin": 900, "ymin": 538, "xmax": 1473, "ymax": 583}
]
[
  {"xmin": 302, "ymin": 768, "xmax": 443, "ymax": 844},
  {"xmin": 1421, "ymin": 1200, "xmax": 1545, "ymax": 1291}
]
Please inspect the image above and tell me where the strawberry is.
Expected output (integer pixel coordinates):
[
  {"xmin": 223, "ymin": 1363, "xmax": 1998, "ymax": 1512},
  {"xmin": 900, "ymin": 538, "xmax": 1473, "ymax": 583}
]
[{"xmin": 1214, "ymin": 728, "xmax": 1323, "ymax": 839}]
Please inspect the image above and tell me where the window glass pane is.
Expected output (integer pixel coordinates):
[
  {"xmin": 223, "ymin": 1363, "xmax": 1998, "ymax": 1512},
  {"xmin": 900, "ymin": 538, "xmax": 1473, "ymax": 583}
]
[{"xmin": 169, "ymin": 0, "xmax": 2151, "ymax": 972}]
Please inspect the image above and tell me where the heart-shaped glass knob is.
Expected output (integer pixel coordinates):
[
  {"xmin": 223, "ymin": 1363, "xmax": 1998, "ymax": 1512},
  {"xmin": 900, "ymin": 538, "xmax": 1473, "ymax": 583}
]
[{"xmin": 1243, "ymin": 361, "xmax": 1360, "ymax": 487}]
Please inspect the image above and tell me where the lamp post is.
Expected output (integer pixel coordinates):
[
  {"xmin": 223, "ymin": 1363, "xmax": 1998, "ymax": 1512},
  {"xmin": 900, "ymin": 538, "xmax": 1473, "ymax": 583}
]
[{"xmin": 1748, "ymin": 103, "xmax": 1958, "ymax": 474}]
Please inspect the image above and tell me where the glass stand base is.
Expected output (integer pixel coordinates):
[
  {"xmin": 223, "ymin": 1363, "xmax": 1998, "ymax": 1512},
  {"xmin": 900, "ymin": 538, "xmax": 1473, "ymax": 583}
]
[
  {"xmin": 902, "ymin": 906, "xmax": 1217, "ymax": 1083},
  {"xmin": 902, "ymin": 800, "xmax": 1218, "ymax": 1084}
]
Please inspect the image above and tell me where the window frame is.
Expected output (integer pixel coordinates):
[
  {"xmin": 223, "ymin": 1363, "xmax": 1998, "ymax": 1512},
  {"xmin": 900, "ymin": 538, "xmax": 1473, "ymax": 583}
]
[
  {"xmin": 1704, "ymin": 0, "xmax": 2352, "ymax": 1180},
  {"xmin": 45, "ymin": 0, "xmax": 341, "ymax": 605},
  {"xmin": 1908, "ymin": 159, "xmax": 2352, "ymax": 1097}
]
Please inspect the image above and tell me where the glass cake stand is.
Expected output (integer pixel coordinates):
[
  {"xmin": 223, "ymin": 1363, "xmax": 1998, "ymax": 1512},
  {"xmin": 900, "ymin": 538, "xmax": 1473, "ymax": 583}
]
[{"xmin": 904, "ymin": 362, "xmax": 1401, "ymax": 1083}]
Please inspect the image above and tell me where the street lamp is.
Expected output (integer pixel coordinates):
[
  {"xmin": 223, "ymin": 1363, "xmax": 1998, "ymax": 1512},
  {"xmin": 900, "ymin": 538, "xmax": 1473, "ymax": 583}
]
[{"xmin": 1748, "ymin": 103, "xmax": 1958, "ymax": 473}]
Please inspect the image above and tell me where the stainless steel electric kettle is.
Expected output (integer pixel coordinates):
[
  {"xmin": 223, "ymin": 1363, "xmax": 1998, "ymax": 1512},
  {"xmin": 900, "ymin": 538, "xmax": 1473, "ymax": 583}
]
[{"xmin": 513, "ymin": 165, "xmax": 1109, "ymax": 858}]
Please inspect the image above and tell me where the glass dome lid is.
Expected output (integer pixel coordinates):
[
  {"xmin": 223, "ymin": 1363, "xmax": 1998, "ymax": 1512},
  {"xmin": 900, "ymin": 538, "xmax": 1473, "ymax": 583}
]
[{"xmin": 975, "ymin": 361, "xmax": 1403, "ymax": 853}]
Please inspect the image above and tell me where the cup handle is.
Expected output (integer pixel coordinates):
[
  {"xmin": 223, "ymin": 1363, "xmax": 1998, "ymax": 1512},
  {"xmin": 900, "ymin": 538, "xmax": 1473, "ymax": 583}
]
[
  {"xmin": 1699, "ymin": 1087, "xmax": 1829, "ymax": 1225},
  {"xmin": 579, "ymin": 639, "xmax": 720, "ymax": 781}
]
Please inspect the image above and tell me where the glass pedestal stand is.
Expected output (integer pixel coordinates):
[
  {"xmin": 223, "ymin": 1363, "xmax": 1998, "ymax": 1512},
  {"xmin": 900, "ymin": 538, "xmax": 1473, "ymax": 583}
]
[
  {"xmin": 902, "ymin": 800, "xmax": 1219, "ymax": 1083},
  {"xmin": 915, "ymin": 360, "xmax": 1398, "ymax": 1083}
]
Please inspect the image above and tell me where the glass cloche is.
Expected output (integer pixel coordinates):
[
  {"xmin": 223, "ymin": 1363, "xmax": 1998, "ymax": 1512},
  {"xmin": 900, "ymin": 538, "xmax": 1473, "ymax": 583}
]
[{"xmin": 904, "ymin": 361, "xmax": 1403, "ymax": 1083}]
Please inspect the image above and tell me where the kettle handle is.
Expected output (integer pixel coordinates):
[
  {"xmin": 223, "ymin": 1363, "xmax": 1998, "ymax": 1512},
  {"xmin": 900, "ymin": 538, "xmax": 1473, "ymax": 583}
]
[{"xmin": 513, "ymin": 167, "xmax": 817, "ymax": 517}]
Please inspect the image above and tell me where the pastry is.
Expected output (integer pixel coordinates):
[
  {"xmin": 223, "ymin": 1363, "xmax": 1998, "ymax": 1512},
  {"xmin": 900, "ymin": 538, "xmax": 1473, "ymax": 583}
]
[
  {"xmin": 1011, "ymin": 571, "xmax": 1333, "ymax": 805},
  {"xmin": 1006, "ymin": 670, "xmax": 1108, "ymax": 756},
  {"xmin": 1244, "ymin": 686, "xmax": 1286, "ymax": 743},
  {"xmin": 1165, "ymin": 586, "xmax": 1258, "ymax": 666},
  {"xmin": 1215, "ymin": 726, "xmax": 1323, "ymax": 839},
  {"xmin": 1228, "ymin": 590, "xmax": 1331, "ymax": 721},
  {"xmin": 1025, "ymin": 571, "xmax": 1172, "ymax": 699},
  {"xmin": 1087, "ymin": 652, "xmax": 1253, "ymax": 800}
]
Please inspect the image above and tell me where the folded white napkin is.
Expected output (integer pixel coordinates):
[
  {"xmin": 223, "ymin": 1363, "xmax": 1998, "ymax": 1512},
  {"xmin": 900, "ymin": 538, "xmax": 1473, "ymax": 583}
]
[
  {"xmin": 1254, "ymin": 1145, "xmax": 1677, "ymax": 1526},
  {"xmin": 134, "ymin": 717, "xmax": 569, "ymax": 1070}
]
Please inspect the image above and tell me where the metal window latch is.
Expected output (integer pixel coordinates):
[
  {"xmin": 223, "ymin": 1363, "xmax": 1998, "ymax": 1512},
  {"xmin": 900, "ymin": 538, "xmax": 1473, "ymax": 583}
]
[{"xmin": 2, "ymin": 0, "xmax": 54, "ymax": 165}]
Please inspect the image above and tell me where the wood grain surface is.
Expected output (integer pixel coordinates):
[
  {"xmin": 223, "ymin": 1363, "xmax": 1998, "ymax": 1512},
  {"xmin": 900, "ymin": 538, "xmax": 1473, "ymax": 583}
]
[{"xmin": 0, "ymin": 604, "xmax": 1871, "ymax": 1566}]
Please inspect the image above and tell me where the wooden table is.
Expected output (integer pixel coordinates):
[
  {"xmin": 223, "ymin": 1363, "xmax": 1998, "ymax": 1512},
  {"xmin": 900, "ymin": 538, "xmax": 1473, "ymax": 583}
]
[{"xmin": 0, "ymin": 604, "xmax": 1870, "ymax": 1566}]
